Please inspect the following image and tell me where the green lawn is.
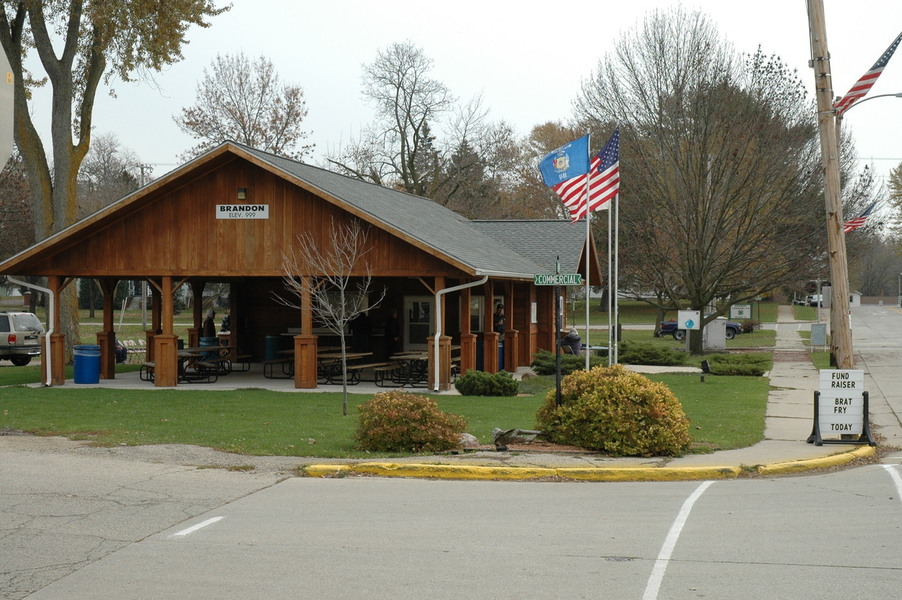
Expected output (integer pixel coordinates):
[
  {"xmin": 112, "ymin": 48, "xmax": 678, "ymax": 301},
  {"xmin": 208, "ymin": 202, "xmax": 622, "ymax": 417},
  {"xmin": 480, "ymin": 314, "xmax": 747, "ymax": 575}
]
[
  {"xmin": 0, "ymin": 300, "xmax": 799, "ymax": 458},
  {"xmin": 568, "ymin": 299, "xmax": 780, "ymax": 327},
  {"xmin": 589, "ymin": 328, "xmax": 776, "ymax": 350},
  {"xmin": 1, "ymin": 367, "xmax": 769, "ymax": 457}
]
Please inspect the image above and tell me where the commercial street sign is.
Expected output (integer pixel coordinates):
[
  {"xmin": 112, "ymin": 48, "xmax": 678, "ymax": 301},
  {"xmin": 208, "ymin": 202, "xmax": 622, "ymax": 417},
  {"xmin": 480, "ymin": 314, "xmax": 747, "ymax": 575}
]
[{"xmin": 534, "ymin": 273, "xmax": 582, "ymax": 286}]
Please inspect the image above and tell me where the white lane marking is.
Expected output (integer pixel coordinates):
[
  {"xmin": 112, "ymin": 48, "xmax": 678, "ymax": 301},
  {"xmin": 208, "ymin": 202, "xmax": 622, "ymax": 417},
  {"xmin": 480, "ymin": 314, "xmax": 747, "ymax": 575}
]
[
  {"xmin": 882, "ymin": 465, "xmax": 902, "ymax": 501},
  {"xmin": 170, "ymin": 516, "xmax": 224, "ymax": 538},
  {"xmin": 642, "ymin": 481, "xmax": 715, "ymax": 600}
]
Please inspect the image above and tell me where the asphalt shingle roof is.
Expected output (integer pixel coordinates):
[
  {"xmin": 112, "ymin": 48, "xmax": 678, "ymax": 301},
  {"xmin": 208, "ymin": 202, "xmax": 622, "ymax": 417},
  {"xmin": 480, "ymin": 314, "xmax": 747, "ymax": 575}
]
[{"xmin": 238, "ymin": 144, "xmax": 576, "ymax": 279}]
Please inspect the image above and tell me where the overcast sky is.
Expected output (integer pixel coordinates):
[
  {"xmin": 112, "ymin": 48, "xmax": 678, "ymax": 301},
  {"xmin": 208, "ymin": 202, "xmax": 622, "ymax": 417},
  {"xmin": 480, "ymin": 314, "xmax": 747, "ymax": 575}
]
[{"xmin": 33, "ymin": 0, "xmax": 902, "ymax": 184}]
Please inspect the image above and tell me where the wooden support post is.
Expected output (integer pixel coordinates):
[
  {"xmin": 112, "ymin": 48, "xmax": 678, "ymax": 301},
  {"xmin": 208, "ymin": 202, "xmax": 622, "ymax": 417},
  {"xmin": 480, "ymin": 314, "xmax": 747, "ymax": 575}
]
[
  {"xmin": 459, "ymin": 287, "xmax": 476, "ymax": 375},
  {"xmin": 97, "ymin": 279, "xmax": 117, "ymax": 379},
  {"xmin": 294, "ymin": 335, "xmax": 318, "ymax": 388},
  {"xmin": 153, "ymin": 276, "xmax": 178, "ymax": 387},
  {"xmin": 46, "ymin": 276, "xmax": 65, "ymax": 385},
  {"xmin": 427, "ymin": 335, "xmax": 452, "ymax": 390}
]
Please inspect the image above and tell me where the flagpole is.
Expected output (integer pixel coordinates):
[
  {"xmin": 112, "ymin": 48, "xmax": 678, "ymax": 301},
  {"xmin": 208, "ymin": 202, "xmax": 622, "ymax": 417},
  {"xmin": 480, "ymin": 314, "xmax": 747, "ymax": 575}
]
[
  {"xmin": 607, "ymin": 192, "xmax": 613, "ymax": 366},
  {"xmin": 584, "ymin": 136, "xmax": 591, "ymax": 371},
  {"xmin": 613, "ymin": 190, "xmax": 619, "ymax": 365}
]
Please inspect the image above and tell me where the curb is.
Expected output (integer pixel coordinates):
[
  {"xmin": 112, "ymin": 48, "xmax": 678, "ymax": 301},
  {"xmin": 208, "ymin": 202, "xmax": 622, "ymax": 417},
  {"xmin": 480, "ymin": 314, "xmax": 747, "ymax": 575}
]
[
  {"xmin": 754, "ymin": 444, "xmax": 876, "ymax": 476},
  {"xmin": 301, "ymin": 445, "xmax": 875, "ymax": 481}
]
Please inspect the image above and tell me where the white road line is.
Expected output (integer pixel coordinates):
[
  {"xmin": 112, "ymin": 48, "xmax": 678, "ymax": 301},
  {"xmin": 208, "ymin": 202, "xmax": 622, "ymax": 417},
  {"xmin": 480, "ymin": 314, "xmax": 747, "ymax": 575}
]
[
  {"xmin": 642, "ymin": 481, "xmax": 715, "ymax": 600},
  {"xmin": 881, "ymin": 465, "xmax": 902, "ymax": 501},
  {"xmin": 170, "ymin": 516, "xmax": 224, "ymax": 538}
]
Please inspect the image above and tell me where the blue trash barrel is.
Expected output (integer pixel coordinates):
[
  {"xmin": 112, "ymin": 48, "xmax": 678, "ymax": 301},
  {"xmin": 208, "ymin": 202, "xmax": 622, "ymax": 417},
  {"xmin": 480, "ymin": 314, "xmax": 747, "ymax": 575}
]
[
  {"xmin": 498, "ymin": 341, "xmax": 505, "ymax": 371},
  {"xmin": 264, "ymin": 335, "xmax": 282, "ymax": 361},
  {"xmin": 73, "ymin": 344, "xmax": 101, "ymax": 384},
  {"xmin": 199, "ymin": 336, "xmax": 219, "ymax": 361}
]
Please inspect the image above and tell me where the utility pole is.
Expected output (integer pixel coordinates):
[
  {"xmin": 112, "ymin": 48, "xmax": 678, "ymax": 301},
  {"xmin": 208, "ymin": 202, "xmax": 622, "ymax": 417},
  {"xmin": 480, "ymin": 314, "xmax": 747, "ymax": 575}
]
[{"xmin": 806, "ymin": 0, "xmax": 854, "ymax": 369}]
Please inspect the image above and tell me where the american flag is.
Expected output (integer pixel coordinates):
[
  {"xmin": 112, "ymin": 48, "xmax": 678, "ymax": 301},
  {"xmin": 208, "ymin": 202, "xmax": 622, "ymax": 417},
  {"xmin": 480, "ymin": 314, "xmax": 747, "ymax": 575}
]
[
  {"xmin": 834, "ymin": 32, "xmax": 902, "ymax": 116},
  {"xmin": 843, "ymin": 201, "xmax": 878, "ymax": 233},
  {"xmin": 553, "ymin": 130, "xmax": 620, "ymax": 222}
]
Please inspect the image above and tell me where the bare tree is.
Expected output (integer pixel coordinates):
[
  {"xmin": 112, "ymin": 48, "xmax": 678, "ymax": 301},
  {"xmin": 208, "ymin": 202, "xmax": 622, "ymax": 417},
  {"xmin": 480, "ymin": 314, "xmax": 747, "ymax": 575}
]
[
  {"xmin": 276, "ymin": 219, "xmax": 386, "ymax": 415},
  {"xmin": 889, "ymin": 162, "xmax": 902, "ymax": 234},
  {"xmin": 0, "ymin": 152, "xmax": 33, "ymax": 261},
  {"xmin": 575, "ymin": 7, "xmax": 829, "ymax": 352},
  {"xmin": 327, "ymin": 42, "xmax": 519, "ymax": 218},
  {"xmin": 78, "ymin": 132, "xmax": 147, "ymax": 216},
  {"xmin": 175, "ymin": 52, "xmax": 312, "ymax": 161}
]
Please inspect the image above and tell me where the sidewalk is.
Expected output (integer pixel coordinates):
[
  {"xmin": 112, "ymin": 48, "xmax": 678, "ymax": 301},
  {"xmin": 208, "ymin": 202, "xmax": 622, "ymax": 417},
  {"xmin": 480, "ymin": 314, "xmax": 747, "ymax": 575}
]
[{"xmin": 303, "ymin": 306, "xmax": 881, "ymax": 481}]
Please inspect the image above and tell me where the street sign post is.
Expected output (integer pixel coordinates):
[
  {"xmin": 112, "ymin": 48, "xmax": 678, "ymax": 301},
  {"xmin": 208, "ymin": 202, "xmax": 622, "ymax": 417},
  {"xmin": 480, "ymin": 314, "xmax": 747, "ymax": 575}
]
[{"xmin": 534, "ymin": 273, "xmax": 582, "ymax": 286}]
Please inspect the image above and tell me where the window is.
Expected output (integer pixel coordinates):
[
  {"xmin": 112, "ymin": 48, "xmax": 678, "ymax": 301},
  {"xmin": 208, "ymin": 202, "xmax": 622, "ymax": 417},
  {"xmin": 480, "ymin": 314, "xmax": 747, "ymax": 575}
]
[{"xmin": 404, "ymin": 297, "xmax": 432, "ymax": 350}]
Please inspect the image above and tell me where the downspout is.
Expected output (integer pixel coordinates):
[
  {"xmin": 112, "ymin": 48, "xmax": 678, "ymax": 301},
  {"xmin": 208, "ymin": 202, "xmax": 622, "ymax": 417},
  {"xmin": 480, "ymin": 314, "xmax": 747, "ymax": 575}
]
[
  {"xmin": 434, "ymin": 276, "xmax": 488, "ymax": 392},
  {"xmin": 5, "ymin": 276, "xmax": 55, "ymax": 387}
]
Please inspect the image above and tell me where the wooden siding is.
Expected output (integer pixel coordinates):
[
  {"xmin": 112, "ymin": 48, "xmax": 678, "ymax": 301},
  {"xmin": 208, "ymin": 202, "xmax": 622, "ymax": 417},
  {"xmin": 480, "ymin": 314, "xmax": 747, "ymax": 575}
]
[{"xmin": 17, "ymin": 159, "xmax": 468, "ymax": 279}]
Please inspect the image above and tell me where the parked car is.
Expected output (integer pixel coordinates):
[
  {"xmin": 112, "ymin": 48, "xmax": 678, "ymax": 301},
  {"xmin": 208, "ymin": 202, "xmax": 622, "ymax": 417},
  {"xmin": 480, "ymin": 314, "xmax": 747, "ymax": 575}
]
[
  {"xmin": 658, "ymin": 317, "xmax": 741, "ymax": 341},
  {"xmin": 806, "ymin": 294, "xmax": 824, "ymax": 307},
  {"xmin": 0, "ymin": 311, "xmax": 45, "ymax": 366}
]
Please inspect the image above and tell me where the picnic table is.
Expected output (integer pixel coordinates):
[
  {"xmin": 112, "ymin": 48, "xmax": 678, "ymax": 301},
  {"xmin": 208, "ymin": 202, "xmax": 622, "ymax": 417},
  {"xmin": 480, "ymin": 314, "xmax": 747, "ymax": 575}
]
[
  {"xmin": 376, "ymin": 352, "xmax": 429, "ymax": 387},
  {"xmin": 317, "ymin": 351, "xmax": 376, "ymax": 384}
]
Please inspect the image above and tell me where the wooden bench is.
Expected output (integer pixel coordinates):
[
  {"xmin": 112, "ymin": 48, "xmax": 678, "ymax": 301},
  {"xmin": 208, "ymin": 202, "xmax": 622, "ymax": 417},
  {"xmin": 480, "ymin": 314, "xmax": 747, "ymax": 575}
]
[
  {"xmin": 344, "ymin": 361, "xmax": 396, "ymax": 384},
  {"xmin": 179, "ymin": 362, "xmax": 218, "ymax": 384},
  {"xmin": 140, "ymin": 361, "xmax": 155, "ymax": 381},
  {"xmin": 263, "ymin": 357, "xmax": 293, "ymax": 379},
  {"xmin": 195, "ymin": 357, "xmax": 231, "ymax": 376},
  {"xmin": 374, "ymin": 362, "xmax": 405, "ymax": 387},
  {"xmin": 232, "ymin": 354, "xmax": 252, "ymax": 372}
]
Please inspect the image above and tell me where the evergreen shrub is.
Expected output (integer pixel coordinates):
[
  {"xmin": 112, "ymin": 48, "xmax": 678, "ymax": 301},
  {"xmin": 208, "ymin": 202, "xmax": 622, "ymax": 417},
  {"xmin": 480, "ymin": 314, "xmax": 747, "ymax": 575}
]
[
  {"xmin": 355, "ymin": 390, "xmax": 467, "ymax": 453},
  {"xmin": 535, "ymin": 364, "xmax": 691, "ymax": 457},
  {"xmin": 530, "ymin": 349, "xmax": 604, "ymax": 376},
  {"xmin": 453, "ymin": 370, "xmax": 518, "ymax": 396},
  {"xmin": 618, "ymin": 340, "xmax": 685, "ymax": 366},
  {"xmin": 707, "ymin": 353, "xmax": 771, "ymax": 376}
]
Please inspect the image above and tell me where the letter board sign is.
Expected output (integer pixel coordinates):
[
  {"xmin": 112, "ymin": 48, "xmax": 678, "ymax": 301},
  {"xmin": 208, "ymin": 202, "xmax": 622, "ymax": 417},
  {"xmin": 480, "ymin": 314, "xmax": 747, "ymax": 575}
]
[{"xmin": 807, "ymin": 369, "xmax": 875, "ymax": 446}]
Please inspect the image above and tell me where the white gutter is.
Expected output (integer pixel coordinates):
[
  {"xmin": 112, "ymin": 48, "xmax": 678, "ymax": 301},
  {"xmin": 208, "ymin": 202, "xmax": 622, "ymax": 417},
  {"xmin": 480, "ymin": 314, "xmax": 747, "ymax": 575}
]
[
  {"xmin": 433, "ymin": 276, "xmax": 489, "ymax": 392},
  {"xmin": 5, "ymin": 276, "xmax": 54, "ymax": 387}
]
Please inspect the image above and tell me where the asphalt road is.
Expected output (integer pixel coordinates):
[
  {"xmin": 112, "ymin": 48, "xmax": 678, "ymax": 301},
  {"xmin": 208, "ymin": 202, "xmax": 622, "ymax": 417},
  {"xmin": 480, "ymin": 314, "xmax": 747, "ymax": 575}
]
[{"xmin": 3, "ymin": 437, "xmax": 902, "ymax": 599}]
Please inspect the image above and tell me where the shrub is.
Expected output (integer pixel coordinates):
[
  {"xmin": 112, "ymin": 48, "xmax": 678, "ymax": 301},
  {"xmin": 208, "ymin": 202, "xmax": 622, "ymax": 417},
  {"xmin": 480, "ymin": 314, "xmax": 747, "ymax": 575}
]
[
  {"xmin": 535, "ymin": 365, "xmax": 691, "ymax": 457},
  {"xmin": 355, "ymin": 391, "xmax": 467, "ymax": 453},
  {"xmin": 454, "ymin": 370, "xmax": 519, "ymax": 396},
  {"xmin": 740, "ymin": 320, "xmax": 760, "ymax": 333},
  {"xmin": 618, "ymin": 340, "xmax": 685, "ymax": 366},
  {"xmin": 530, "ymin": 349, "xmax": 605, "ymax": 376},
  {"xmin": 707, "ymin": 352, "xmax": 771, "ymax": 376}
]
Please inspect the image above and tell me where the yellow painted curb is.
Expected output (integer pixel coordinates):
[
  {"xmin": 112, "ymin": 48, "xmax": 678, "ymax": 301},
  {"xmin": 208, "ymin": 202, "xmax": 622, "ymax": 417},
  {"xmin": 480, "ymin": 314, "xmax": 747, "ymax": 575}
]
[
  {"xmin": 755, "ymin": 445, "xmax": 876, "ymax": 476},
  {"xmin": 302, "ymin": 446, "xmax": 874, "ymax": 481},
  {"xmin": 556, "ymin": 466, "xmax": 742, "ymax": 482},
  {"xmin": 302, "ymin": 462, "xmax": 742, "ymax": 481}
]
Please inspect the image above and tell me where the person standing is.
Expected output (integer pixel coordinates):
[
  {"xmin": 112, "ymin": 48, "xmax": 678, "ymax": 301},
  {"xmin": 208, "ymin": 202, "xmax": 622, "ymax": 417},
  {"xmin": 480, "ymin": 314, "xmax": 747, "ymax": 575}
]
[
  {"xmin": 492, "ymin": 304, "xmax": 506, "ymax": 336},
  {"xmin": 201, "ymin": 309, "xmax": 216, "ymax": 338}
]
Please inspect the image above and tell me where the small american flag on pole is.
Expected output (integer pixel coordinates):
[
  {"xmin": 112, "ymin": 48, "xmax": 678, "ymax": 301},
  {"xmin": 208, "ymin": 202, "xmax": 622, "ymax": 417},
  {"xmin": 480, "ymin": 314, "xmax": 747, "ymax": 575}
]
[
  {"xmin": 834, "ymin": 32, "xmax": 902, "ymax": 116},
  {"xmin": 843, "ymin": 201, "xmax": 878, "ymax": 233},
  {"xmin": 554, "ymin": 130, "xmax": 620, "ymax": 222}
]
